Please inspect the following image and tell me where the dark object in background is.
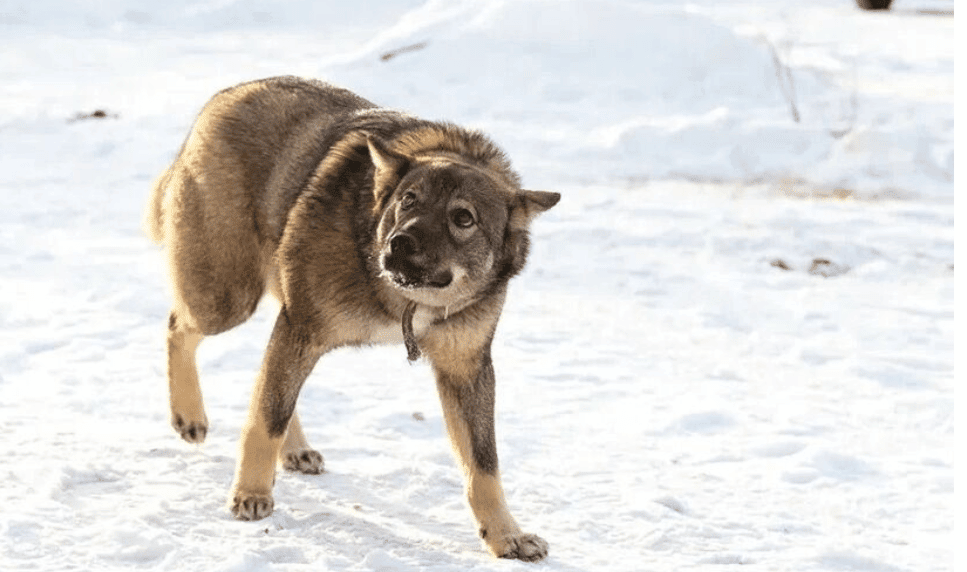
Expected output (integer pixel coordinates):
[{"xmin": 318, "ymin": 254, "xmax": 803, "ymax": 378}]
[
  {"xmin": 69, "ymin": 109, "xmax": 117, "ymax": 122},
  {"xmin": 856, "ymin": 0, "xmax": 893, "ymax": 10}
]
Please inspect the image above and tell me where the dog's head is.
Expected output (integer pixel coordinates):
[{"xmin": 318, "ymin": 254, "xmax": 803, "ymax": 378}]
[{"xmin": 368, "ymin": 134, "xmax": 559, "ymax": 310}]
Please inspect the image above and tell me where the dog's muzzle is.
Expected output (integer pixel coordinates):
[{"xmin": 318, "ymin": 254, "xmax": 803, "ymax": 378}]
[{"xmin": 383, "ymin": 231, "xmax": 453, "ymax": 289}]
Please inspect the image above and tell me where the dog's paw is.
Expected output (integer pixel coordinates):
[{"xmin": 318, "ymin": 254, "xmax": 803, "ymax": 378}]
[
  {"xmin": 282, "ymin": 449, "xmax": 325, "ymax": 474},
  {"xmin": 171, "ymin": 413, "xmax": 208, "ymax": 444},
  {"xmin": 230, "ymin": 491, "xmax": 274, "ymax": 521},
  {"xmin": 495, "ymin": 533, "xmax": 549, "ymax": 562}
]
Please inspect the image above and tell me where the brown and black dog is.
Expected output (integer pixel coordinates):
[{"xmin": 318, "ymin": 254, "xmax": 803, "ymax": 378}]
[{"xmin": 144, "ymin": 76, "xmax": 559, "ymax": 561}]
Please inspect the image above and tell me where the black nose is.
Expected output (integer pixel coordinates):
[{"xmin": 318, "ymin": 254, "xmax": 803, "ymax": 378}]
[{"xmin": 389, "ymin": 232, "xmax": 419, "ymax": 258}]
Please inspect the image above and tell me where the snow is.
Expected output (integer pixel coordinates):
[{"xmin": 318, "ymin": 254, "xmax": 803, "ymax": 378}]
[{"xmin": 0, "ymin": 0, "xmax": 955, "ymax": 571}]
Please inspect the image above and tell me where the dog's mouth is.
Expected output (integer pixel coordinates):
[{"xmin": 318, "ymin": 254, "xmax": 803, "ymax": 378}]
[
  {"xmin": 381, "ymin": 252, "xmax": 454, "ymax": 291},
  {"xmin": 383, "ymin": 269, "xmax": 453, "ymax": 290},
  {"xmin": 387, "ymin": 269, "xmax": 454, "ymax": 290}
]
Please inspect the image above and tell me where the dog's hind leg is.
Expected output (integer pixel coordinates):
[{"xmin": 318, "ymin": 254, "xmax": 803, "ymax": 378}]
[
  {"xmin": 158, "ymin": 164, "xmax": 267, "ymax": 444},
  {"xmin": 280, "ymin": 411, "xmax": 325, "ymax": 474},
  {"xmin": 166, "ymin": 310, "xmax": 208, "ymax": 443}
]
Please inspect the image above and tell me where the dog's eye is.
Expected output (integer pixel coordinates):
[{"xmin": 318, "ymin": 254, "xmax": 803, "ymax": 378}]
[
  {"xmin": 451, "ymin": 209, "xmax": 475, "ymax": 228},
  {"xmin": 400, "ymin": 191, "xmax": 417, "ymax": 210}
]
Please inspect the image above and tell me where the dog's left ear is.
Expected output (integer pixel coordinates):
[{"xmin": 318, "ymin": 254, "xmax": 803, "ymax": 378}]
[
  {"xmin": 500, "ymin": 190, "xmax": 561, "ymax": 279},
  {"xmin": 519, "ymin": 190, "xmax": 561, "ymax": 220}
]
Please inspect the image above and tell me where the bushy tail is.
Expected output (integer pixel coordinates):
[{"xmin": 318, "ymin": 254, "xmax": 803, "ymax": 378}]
[{"xmin": 143, "ymin": 170, "xmax": 169, "ymax": 244}]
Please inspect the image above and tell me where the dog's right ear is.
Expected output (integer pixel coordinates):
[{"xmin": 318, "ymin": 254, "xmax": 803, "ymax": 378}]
[
  {"xmin": 368, "ymin": 135, "xmax": 411, "ymax": 208},
  {"xmin": 367, "ymin": 135, "xmax": 409, "ymax": 179}
]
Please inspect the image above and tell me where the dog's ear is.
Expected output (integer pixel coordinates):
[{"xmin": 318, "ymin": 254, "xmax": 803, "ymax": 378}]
[
  {"xmin": 367, "ymin": 135, "xmax": 408, "ymax": 174},
  {"xmin": 519, "ymin": 190, "xmax": 561, "ymax": 220},
  {"xmin": 497, "ymin": 190, "xmax": 560, "ymax": 281},
  {"xmin": 367, "ymin": 135, "xmax": 411, "ymax": 206}
]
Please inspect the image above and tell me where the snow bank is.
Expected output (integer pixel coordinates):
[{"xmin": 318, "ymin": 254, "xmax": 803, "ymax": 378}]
[
  {"xmin": 322, "ymin": 0, "xmax": 953, "ymax": 198},
  {"xmin": 2, "ymin": 0, "xmax": 954, "ymax": 199}
]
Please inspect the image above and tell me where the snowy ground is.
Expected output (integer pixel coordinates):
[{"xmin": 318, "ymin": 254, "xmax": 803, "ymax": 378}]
[{"xmin": 0, "ymin": 1, "xmax": 955, "ymax": 571}]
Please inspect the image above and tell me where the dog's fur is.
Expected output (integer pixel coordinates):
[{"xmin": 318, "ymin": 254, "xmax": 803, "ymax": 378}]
[{"xmin": 144, "ymin": 77, "xmax": 559, "ymax": 561}]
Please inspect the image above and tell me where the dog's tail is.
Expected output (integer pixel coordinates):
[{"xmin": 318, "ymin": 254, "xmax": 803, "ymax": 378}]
[{"xmin": 142, "ymin": 169, "xmax": 170, "ymax": 244}]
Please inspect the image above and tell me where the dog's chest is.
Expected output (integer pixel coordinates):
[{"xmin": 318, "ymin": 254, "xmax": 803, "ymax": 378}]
[{"xmin": 367, "ymin": 306, "xmax": 436, "ymax": 345}]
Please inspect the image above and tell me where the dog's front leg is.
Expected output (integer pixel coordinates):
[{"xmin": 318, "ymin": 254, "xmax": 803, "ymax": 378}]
[
  {"xmin": 229, "ymin": 308, "xmax": 322, "ymax": 520},
  {"xmin": 430, "ymin": 347, "xmax": 548, "ymax": 562}
]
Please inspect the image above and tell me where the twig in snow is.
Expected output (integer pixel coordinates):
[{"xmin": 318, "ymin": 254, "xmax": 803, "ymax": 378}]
[
  {"xmin": 380, "ymin": 42, "xmax": 428, "ymax": 62},
  {"xmin": 68, "ymin": 109, "xmax": 118, "ymax": 123},
  {"xmin": 766, "ymin": 38, "xmax": 800, "ymax": 123}
]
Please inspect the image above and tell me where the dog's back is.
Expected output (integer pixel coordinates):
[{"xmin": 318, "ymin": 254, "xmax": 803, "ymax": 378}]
[{"xmin": 143, "ymin": 77, "xmax": 378, "ymax": 247}]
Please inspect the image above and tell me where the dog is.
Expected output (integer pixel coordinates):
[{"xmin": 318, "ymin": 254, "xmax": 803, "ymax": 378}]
[{"xmin": 143, "ymin": 76, "xmax": 559, "ymax": 561}]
